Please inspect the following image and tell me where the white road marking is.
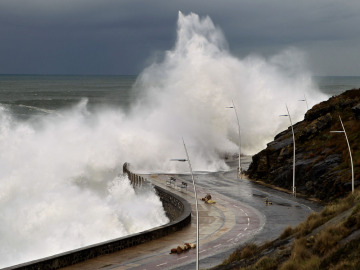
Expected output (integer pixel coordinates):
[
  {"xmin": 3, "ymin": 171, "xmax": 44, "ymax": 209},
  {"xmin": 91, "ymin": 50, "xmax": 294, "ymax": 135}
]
[
  {"xmin": 247, "ymin": 217, "xmax": 250, "ymax": 225},
  {"xmin": 227, "ymin": 238, "xmax": 234, "ymax": 242},
  {"xmin": 237, "ymin": 232, "xmax": 243, "ymax": 237},
  {"xmin": 214, "ymin": 244, "xmax": 222, "ymax": 248},
  {"xmin": 245, "ymin": 212, "xmax": 248, "ymax": 216},
  {"xmin": 199, "ymin": 250, "xmax": 206, "ymax": 254},
  {"xmin": 157, "ymin": 262, "xmax": 167, "ymax": 267},
  {"xmin": 177, "ymin": 256, "xmax": 188, "ymax": 260},
  {"xmin": 244, "ymin": 227, "xmax": 248, "ymax": 231}
]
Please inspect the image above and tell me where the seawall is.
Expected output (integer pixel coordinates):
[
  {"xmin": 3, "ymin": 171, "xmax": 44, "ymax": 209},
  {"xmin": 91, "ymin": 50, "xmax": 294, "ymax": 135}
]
[{"xmin": 5, "ymin": 164, "xmax": 191, "ymax": 270}]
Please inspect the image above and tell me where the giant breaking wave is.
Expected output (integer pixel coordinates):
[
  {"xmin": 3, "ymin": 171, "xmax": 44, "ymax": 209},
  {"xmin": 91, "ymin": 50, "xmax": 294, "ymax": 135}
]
[{"xmin": 0, "ymin": 12, "xmax": 326, "ymax": 267}]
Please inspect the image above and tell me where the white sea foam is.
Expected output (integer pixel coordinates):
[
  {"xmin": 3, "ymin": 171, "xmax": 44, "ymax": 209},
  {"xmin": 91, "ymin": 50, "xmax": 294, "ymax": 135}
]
[
  {"xmin": 0, "ymin": 12, "xmax": 327, "ymax": 267},
  {"xmin": 131, "ymin": 11, "xmax": 327, "ymax": 172},
  {"xmin": 0, "ymin": 103, "xmax": 169, "ymax": 267}
]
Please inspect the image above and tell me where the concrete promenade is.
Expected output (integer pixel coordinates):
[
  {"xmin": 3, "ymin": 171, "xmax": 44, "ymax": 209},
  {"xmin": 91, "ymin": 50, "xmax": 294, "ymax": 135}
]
[
  {"xmin": 62, "ymin": 173, "xmax": 265, "ymax": 269},
  {"xmin": 63, "ymin": 158, "xmax": 322, "ymax": 269}
]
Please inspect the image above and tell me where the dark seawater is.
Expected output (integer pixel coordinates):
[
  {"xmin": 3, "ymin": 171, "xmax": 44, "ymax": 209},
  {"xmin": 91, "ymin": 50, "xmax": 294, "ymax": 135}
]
[
  {"xmin": 0, "ymin": 74, "xmax": 137, "ymax": 119},
  {"xmin": 313, "ymin": 76, "xmax": 360, "ymax": 96},
  {"xmin": 0, "ymin": 75, "xmax": 359, "ymax": 119},
  {"xmin": 0, "ymin": 74, "xmax": 358, "ymax": 267}
]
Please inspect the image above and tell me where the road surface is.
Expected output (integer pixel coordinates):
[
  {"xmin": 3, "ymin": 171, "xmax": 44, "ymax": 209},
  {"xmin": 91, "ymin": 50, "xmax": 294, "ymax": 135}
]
[{"xmin": 63, "ymin": 158, "xmax": 321, "ymax": 269}]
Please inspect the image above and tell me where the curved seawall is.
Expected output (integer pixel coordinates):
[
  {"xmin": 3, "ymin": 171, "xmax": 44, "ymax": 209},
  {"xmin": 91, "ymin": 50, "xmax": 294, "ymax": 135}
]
[
  {"xmin": 123, "ymin": 162, "xmax": 186, "ymax": 221},
  {"xmin": 6, "ymin": 164, "xmax": 191, "ymax": 270}
]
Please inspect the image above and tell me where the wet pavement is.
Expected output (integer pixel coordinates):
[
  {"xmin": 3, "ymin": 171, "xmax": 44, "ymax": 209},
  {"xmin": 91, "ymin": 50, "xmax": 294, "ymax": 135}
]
[{"xmin": 62, "ymin": 157, "xmax": 322, "ymax": 270}]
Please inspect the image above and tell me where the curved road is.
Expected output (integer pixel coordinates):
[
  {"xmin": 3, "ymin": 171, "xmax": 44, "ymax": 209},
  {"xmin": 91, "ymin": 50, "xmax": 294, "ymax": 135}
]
[{"xmin": 63, "ymin": 158, "xmax": 322, "ymax": 269}]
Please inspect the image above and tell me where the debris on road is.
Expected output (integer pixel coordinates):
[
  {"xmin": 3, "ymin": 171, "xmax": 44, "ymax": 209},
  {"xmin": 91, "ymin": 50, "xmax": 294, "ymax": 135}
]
[
  {"xmin": 170, "ymin": 243, "xmax": 196, "ymax": 254},
  {"xmin": 201, "ymin": 193, "xmax": 216, "ymax": 204}
]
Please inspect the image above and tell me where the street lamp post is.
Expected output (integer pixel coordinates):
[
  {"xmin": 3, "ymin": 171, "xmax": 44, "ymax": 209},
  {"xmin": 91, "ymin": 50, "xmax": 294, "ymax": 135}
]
[
  {"xmin": 171, "ymin": 138, "xmax": 199, "ymax": 270},
  {"xmin": 299, "ymin": 94, "xmax": 309, "ymax": 111},
  {"xmin": 280, "ymin": 104, "xmax": 296, "ymax": 197},
  {"xmin": 330, "ymin": 115, "xmax": 354, "ymax": 193},
  {"xmin": 226, "ymin": 100, "xmax": 242, "ymax": 178}
]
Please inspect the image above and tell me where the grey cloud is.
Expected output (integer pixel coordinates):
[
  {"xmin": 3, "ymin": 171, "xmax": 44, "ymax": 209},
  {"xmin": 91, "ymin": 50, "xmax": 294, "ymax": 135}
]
[{"xmin": 0, "ymin": 0, "xmax": 360, "ymax": 75}]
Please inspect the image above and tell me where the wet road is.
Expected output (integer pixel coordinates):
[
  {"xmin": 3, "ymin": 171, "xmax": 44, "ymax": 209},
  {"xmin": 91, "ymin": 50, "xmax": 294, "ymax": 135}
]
[
  {"xmin": 170, "ymin": 161, "xmax": 322, "ymax": 269},
  {"xmin": 63, "ymin": 157, "xmax": 322, "ymax": 269}
]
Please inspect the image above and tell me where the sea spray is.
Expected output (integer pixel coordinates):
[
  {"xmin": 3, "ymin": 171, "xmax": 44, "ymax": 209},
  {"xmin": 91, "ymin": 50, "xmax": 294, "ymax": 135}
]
[
  {"xmin": 132, "ymin": 12, "xmax": 327, "ymax": 172},
  {"xmin": 0, "ymin": 12, "xmax": 328, "ymax": 267},
  {"xmin": 0, "ymin": 105, "xmax": 169, "ymax": 267}
]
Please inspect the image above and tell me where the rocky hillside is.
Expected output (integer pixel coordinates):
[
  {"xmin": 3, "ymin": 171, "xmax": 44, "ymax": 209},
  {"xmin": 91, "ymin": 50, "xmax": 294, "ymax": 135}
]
[{"xmin": 246, "ymin": 89, "xmax": 360, "ymax": 201}]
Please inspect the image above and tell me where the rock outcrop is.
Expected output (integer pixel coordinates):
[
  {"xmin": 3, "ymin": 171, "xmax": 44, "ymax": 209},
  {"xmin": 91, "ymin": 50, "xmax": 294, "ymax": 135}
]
[{"xmin": 246, "ymin": 89, "xmax": 360, "ymax": 201}]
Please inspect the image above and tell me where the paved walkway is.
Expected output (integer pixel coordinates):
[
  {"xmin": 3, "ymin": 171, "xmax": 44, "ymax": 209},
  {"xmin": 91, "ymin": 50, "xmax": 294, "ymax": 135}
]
[
  {"xmin": 63, "ymin": 157, "xmax": 322, "ymax": 269},
  {"xmin": 62, "ymin": 173, "xmax": 265, "ymax": 270}
]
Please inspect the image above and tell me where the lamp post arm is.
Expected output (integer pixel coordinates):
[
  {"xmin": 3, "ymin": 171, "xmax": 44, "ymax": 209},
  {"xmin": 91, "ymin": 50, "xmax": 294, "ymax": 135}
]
[
  {"xmin": 300, "ymin": 94, "xmax": 309, "ymax": 111},
  {"xmin": 304, "ymin": 94, "xmax": 309, "ymax": 111}
]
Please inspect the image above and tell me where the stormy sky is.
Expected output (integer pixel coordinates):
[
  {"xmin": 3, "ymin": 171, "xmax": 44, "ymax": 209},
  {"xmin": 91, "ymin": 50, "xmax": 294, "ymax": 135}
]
[{"xmin": 1, "ymin": 0, "xmax": 359, "ymax": 76}]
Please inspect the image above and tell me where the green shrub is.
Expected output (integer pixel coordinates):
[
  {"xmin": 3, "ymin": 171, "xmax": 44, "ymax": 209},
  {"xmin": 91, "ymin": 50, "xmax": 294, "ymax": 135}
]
[
  {"xmin": 291, "ymin": 238, "xmax": 311, "ymax": 261},
  {"xmin": 280, "ymin": 226, "xmax": 295, "ymax": 239},
  {"xmin": 221, "ymin": 243, "xmax": 259, "ymax": 265},
  {"xmin": 280, "ymin": 255, "xmax": 320, "ymax": 270},
  {"xmin": 297, "ymin": 212, "xmax": 325, "ymax": 237},
  {"xmin": 344, "ymin": 203, "xmax": 360, "ymax": 229},
  {"xmin": 251, "ymin": 256, "xmax": 277, "ymax": 270},
  {"xmin": 313, "ymin": 225, "xmax": 349, "ymax": 256},
  {"xmin": 241, "ymin": 243, "xmax": 258, "ymax": 259}
]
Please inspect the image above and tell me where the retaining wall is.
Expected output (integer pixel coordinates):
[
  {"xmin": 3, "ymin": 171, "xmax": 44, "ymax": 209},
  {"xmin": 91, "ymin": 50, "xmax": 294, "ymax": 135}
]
[
  {"xmin": 5, "ymin": 164, "xmax": 191, "ymax": 270},
  {"xmin": 123, "ymin": 162, "xmax": 184, "ymax": 221}
]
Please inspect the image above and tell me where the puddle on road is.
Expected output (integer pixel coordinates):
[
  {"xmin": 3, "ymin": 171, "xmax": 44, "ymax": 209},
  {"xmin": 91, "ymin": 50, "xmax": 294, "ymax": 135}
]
[
  {"xmin": 252, "ymin": 193, "xmax": 267, "ymax": 198},
  {"xmin": 275, "ymin": 202, "xmax": 292, "ymax": 207},
  {"xmin": 252, "ymin": 193, "xmax": 302, "ymax": 208}
]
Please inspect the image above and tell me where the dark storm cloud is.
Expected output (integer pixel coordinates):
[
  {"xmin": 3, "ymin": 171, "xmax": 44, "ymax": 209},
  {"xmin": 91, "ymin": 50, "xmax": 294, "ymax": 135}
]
[
  {"xmin": 0, "ymin": 0, "xmax": 360, "ymax": 75},
  {"xmin": 0, "ymin": 0, "xmax": 176, "ymax": 74}
]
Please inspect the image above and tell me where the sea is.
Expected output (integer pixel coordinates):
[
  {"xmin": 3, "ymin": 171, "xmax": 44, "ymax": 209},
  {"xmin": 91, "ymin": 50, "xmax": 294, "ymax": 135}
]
[
  {"xmin": 0, "ymin": 75, "xmax": 359, "ymax": 118},
  {"xmin": 313, "ymin": 76, "xmax": 360, "ymax": 96},
  {"xmin": 0, "ymin": 74, "xmax": 171, "ymax": 267},
  {"xmin": 0, "ymin": 74, "xmax": 138, "ymax": 119},
  {"xmin": 0, "ymin": 74, "xmax": 359, "ymax": 267}
]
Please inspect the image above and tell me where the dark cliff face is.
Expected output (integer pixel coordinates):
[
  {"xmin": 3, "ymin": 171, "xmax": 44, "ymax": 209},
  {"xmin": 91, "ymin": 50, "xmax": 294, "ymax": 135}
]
[{"xmin": 246, "ymin": 89, "xmax": 360, "ymax": 201}]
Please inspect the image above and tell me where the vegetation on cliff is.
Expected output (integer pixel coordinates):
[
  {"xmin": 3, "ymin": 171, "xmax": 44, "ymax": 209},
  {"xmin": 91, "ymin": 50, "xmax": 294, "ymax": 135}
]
[
  {"xmin": 214, "ymin": 190, "xmax": 360, "ymax": 270},
  {"xmin": 247, "ymin": 89, "xmax": 360, "ymax": 201}
]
